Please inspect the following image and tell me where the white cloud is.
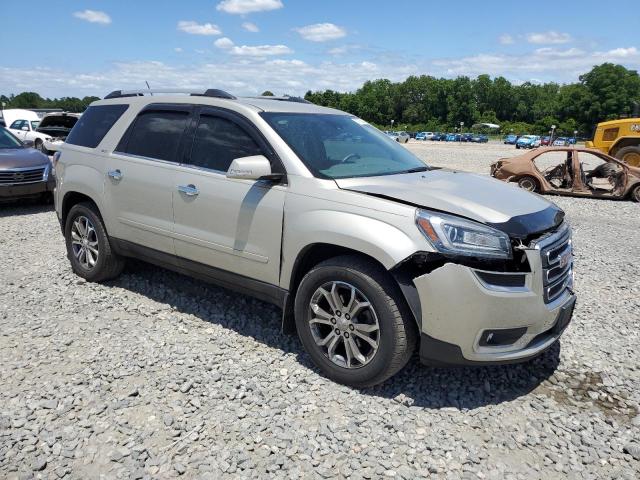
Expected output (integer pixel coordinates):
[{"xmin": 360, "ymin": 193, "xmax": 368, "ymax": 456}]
[
  {"xmin": 242, "ymin": 22, "xmax": 260, "ymax": 32},
  {"xmin": 294, "ymin": 23, "xmax": 346, "ymax": 42},
  {"xmin": 216, "ymin": 0, "xmax": 283, "ymax": 14},
  {"xmin": 607, "ymin": 47, "xmax": 638, "ymax": 58},
  {"xmin": 73, "ymin": 10, "xmax": 111, "ymax": 25},
  {"xmin": 178, "ymin": 21, "xmax": 222, "ymax": 36},
  {"xmin": 174, "ymin": 47, "xmax": 184, "ymax": 53},
  {"xmin": 214, "ymin": 37, "xmax": 235, "ymax": 49},
  {"xmin": 214, "ymin": 37, "xmax": 292, "ymax": 56},
  {"xmin": 526, "ymin": 31, "xmax": 572, "ymax": 45},
  {"xmin": 499, "ymin": 34, "xmax": 514, "ymax": 45}
]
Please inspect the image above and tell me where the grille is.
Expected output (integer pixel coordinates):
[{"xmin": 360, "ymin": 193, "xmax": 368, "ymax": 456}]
[
  {"xmin": 0, "ymin": 168, "xmax": 45, "ymax": 185},
  {"xmin": 534, "ymin": 224, "xmax": 573, "ymax": 303}
]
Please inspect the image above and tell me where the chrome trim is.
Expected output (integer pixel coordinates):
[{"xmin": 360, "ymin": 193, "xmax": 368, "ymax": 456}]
[{"xmin": 177, "ymin": 184, "xmax": 199, "ymax": 196}]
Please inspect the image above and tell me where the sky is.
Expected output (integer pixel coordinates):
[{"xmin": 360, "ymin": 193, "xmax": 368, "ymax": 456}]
[{"xmin": 1, "ymin": 0, "xmax": 639, "ymax": 98}]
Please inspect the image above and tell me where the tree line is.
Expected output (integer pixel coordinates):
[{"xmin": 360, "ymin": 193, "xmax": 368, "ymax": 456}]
[
  {"xmin": 2, "ymin": 63, "xmax": 639, "ymax": 136},
  {"xmin": 304, "ymin": 63, "xmax": 640, "ymax": 136},
  {"xmin": 0, "ymin": 92, "xmax": 99, "ymax": 114}
]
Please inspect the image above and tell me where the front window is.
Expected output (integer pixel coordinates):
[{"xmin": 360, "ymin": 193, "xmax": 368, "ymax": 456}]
[
  {"xmin": 0, "ymin": 128, "xmax": 24, "ymax": 149},
  {"xmin": 30, "ymin": 121, "xmax": 39, "ymax": 130},
  {"xmin": 261, "ymin": 113, "xmax": 427, "ymax": 179}
]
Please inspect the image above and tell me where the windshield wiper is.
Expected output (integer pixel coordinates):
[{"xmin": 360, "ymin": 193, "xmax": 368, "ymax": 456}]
[{"xmin": 402, "ymin": 166, "xmax": 430, "ymax": 173}]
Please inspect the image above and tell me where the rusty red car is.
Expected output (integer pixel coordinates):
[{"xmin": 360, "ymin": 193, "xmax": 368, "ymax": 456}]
[{"xmin": 490, "ymin": 147, "xmax": 640, "ymax": 202}]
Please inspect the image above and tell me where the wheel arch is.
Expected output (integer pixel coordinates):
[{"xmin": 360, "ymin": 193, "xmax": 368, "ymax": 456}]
[
  {"xmin": 61, "ymin": 191, "xmax": 102, "ymax": 233},
  {"xmin": 281, "ymin": 243, "xmax": 420, "ymax": 334},
  {"xmin": 611, "ymin": 137, "xmax": 640, "ymax": 157}
]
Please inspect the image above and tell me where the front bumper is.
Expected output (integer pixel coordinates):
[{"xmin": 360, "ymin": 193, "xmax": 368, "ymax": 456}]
[
  {"xmin": 0, "ymin": 179, "xmax": 55, "ymax": 200},
  {"xmin": 414, "ymin": 225, "xmax": 575, "ymax": 365}
]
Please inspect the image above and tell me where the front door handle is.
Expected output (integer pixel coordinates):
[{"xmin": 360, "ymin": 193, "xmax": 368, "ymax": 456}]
[
  {"xmin": 107, "ymin": 169, "xmax": 123, "ymax": 180},
  {"xmin": 178, "ymin": 184, "xmax": 199, "ymax": 196}
]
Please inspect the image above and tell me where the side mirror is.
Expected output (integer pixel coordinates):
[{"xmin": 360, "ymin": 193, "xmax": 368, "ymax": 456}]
[
  {"xmin": 22, "ymin": 139, "xmax": 35, "ymax": 148},
  {"xmin": 226, "ymin": 155, "xmax": 282, "ymax": 181},
  {"xmin": 22, "ymin": 126, "xmax": 29, "ymax": 131}
]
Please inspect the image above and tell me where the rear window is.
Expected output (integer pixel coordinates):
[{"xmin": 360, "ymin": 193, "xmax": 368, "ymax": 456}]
[
  {"xmin": 119, "ymin": 110, "xmax": 189, "ymax": 162},
  {"xmin": 66, "ymin": 104, "xmax": 128, "ymax": 148}
]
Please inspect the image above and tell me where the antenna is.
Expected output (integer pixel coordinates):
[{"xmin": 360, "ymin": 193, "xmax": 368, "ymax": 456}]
[{"xmin": 145, "ymin": 81, "xmax": 153, "ymax": 96}]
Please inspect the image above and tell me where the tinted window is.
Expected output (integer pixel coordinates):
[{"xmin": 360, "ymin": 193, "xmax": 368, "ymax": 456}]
[
  {"xmin": 188, "ymin": 115, "xmax": 262, "ymax": 172},
  {"xmin": 66, "ymin": 104, "xmax": 128, "ymax": 148},
  {"xmin": 262, "ymin": 113, "xmax": 426, "ymax": 179},
  {"xmin": 10, "ymin": 120, "xmax": 24, "ymax": 129},
  {"xmin": 121, "ymin": 110, "xmax": 189, "ymax": 162}
]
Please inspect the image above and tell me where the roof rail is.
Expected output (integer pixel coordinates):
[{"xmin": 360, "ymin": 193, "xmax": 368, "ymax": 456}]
[
  {"xmin": 104, "ymin": 89, "xmax": 237, "ymax": 100},
  {"xmin": 248, "ymin": 95, "xmax": 312, "ymax": 104}
]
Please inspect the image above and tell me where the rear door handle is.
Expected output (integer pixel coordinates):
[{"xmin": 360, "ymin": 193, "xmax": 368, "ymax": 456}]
[
  {"xmin": 107, "ymin": 169, "xmax": 123, "ymax": 180},
  {"xmin": 178, "ymin": 184, "xmax": 199, "ymax": 196}
]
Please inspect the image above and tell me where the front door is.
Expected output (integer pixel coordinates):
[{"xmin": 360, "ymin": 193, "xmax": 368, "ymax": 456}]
[
  {"xmin": 172, "ymin": 108, "xmax": 286, "ymax": 285},
  {"xmin": 103, "ymin": 104, "xmax": 192, "ymax": 255}
]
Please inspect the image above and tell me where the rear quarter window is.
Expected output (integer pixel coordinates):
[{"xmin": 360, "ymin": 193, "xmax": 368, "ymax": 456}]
[{"xmin": 66, "ymin": 104, "xmax": 128, "ymax": 148}]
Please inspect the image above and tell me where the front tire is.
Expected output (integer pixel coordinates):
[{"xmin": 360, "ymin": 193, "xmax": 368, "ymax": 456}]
[
  {"xmin": 517, "ymin": 176, "xmax": 539, "ymax": 192},
  {"xmin": 294, "ymin": 255, "xmax": 417, "ymax": 388},
  {"xmin": 34, "ymin": 139, "xmax": 44, "ymax": 152},
  {"xmin": 64, "ymin": 202, "xmax": 125, "ymax": 282},
  {"xmin": 630, "ymin": 184, "xmax": 640, "ymax": 202}
]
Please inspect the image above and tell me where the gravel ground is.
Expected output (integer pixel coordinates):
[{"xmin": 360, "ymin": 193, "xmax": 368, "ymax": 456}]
[{"xmin": 1, "ymin": 142, "xmax": 639, "ymax": 479}]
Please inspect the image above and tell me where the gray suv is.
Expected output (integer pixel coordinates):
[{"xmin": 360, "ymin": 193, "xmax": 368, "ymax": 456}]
[{"xmin": 54, "ymin": 89, "xmax": 576, "ymax": 387}]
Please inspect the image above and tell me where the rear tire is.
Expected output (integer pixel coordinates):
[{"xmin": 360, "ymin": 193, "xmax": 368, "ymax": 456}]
[
  {"xmin": 616, "ymin": 146, "xmax": 640, "ymax": 167},
  {"xmin": 630, "ymin": 184, "xmax": 640, "ymax": 203},
  {"xmin": 294, "ymin": 255, "xmax": 417, "ymax": 388},
  {"xmin": 517, "ymin": 176, "xmax": 539, "ymax": 192},
  {"xmin": 64, "ymin": 202, "xmax": 125, "ymax": 282}
]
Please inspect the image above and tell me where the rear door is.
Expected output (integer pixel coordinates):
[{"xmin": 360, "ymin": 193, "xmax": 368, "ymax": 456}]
[
  {"xmin": 105, "ymin": 104, "xmax": 192, "ymax": 255},
  {"xmin": 172, "ymin": 107, "xmax": 286, "ymax": 285}
]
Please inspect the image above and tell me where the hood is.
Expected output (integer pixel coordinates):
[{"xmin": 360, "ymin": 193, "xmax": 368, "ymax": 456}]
[
  {"xmin": 0, "ymin": 148, "xmax": 51, "ymax": 169},
  {"xmin": 336, "ymin": 169, "xmax": 564, "ymax": 237}
]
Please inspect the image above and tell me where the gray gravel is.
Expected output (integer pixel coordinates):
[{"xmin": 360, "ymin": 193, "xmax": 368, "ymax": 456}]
[{"xmin": 1, "ymin": 142, "xmax": 639, "ymax": 479}]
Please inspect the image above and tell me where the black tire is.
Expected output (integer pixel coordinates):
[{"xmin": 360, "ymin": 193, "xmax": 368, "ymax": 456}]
[
  {"xmin": 517, "ymin": 176, "xmax": 540, "ymax": 192},
  {"xmin": 64, "ymin": 202, "xmax": 125, "ymax": 282},
  {"xmin": 615, "ymin": 146, "xmax": 640, "ymax": 167},
  {"xmin": 630, "ymin": 184, "xmax": 640, "ymax": 203},
  {"xmin": 294, "ymin": 255, "xmax": 417, "ymax": 388},
  {"xmin": 34, "ymin": 139, "xmax": 44, "ymax": 152}
]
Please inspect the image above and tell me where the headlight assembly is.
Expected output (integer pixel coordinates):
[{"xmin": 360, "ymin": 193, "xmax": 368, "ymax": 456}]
[{"xmin": 416, "ymin": 209, "xmax": 512, "ymax": 259}]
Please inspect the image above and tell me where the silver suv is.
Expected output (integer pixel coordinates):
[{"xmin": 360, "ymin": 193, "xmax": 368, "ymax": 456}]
[{"xmin": 54, "ymin": 89, "xmax": 576, "ymax": 387}]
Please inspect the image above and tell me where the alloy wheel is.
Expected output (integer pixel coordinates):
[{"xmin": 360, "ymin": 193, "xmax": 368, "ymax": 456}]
[
  {"xmin": 308, "ymin": 281, "xmax": 380, "ymax": 369},
  {"xmin": 70, "ymin": 215, "xmax": 99, "ymax": 270}
]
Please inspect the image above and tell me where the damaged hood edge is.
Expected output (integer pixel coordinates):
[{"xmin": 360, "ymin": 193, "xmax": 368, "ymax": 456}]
[{"xmin": 336, "ymin": 170, "xmax": 565, "ymax": 238}]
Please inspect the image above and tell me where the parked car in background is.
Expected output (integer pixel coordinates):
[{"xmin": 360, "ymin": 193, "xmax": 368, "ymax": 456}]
[
  {"xmin": 54, "ymin": 88, "xmax": 576, "ymax": 387},
  {"xmin": 461, "ymin": 133, "xmax": 473, "ymax": 142},
  {"xmin": 503, "ymin": 134, "xmax": 518, "ymax": 144},
  {"xmin": 394, "ymin": 131, "xmax": 410, "ymax": 143},
  {"xmin": 553, "ymin": 137, "xmax": 570, "ymax": 146},
  {"xmin": 516, "ymin": 135, "xmax": 541, "ymax": 149},
  {"xmin": 7, "ymin": 110, "xmax": 54, "ymax": 153},
  {"xmin": 471, "ymin": 134, "xmax": 489, "ymax": 143},
  {"xmin": 415, "ymin": 132, "xmax": 434, "ymax": 141},
  {"xmin": 37, "ymin": 112, "xmax": 81, "ymax": 154},
  {"xmin": 568, "ymin": 137, "xmax": 577, "ymax": 145},
  {"xmin": 0, "ymin": 128, "xmax": 54, "ymax": 203},
  {"xmin": 431, "ymin": 132, "xmax": 446, "ymax": 141},
  {"xmin": 491, "ymin": 147, "xmax": 640, "ymax": 201},
  {"xmin": 541, "ymin": 136, "xmax": 551, "ymax": 146},
  {"xmin": 445, "ymin": 133, "xmax": 460, "ymax": 142}
]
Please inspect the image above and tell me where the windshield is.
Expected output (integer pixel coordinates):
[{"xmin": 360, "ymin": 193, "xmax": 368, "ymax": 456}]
[
  {"xmin": 31, "ymin": 121, "xmax": 40, "ymax": 129},
  {"xmin": 0, "ymin": 128, "xmax": 23, "ymax": 149},
  {"xmin": 262, "ymin": 113, "xmax": 428, "ymax": 179}
]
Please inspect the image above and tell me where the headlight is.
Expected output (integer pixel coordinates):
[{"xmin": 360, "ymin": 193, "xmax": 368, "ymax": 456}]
[{"xmin": 415, "ymin": 210, "xmax": 512, "ymax": 259}]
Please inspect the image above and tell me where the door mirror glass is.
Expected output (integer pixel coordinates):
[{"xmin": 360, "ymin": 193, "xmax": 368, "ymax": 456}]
[
  {"xmin": 22, "ymin": 126, "xmax": 29, "ymax": 131},
  {"xmin": 226, "ymin": 155, "xmax": 276, "ymax": 180}
]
